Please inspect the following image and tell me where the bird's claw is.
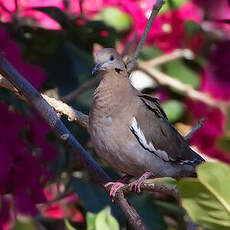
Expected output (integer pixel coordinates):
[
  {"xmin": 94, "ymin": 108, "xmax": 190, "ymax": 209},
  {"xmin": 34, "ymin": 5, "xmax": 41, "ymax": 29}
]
[
  {"xmin": 128, "ymin": 172, "xmax": 152, "ymax": 193},
  {"xmin": 105, "ymin": 182, "xmax": 125, "ymax": 201}
]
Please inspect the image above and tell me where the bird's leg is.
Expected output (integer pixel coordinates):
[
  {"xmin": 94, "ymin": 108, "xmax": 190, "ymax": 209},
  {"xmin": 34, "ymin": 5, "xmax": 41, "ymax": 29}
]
[
  {"xmin": 129, "ymin": 172, "xmax": 152, "ymax": 193},
  {"xmin": 104, "ymin": 174, "xmax": 132, "ymax": 198}
]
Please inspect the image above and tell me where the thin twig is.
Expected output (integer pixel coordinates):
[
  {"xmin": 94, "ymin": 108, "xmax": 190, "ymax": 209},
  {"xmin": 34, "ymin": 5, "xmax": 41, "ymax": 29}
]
[
  {"xmin": 138, "ymin": 65, "xmax": 229, "ymax": 113},
  {"xmin": 61, "ymin": 75, "xmax": 101, "ymax": 102},
  {"xmin": 184, "ymin": 118, "xmax": 205, "ymax": 140},
  {"xmin": 0, "ymin": 56, "xmax": 147, "ymax": 230},
  {"xmin": 38, "ymin": 189, "xmax": 74, "ymax": 207},
  {"xmin": 14, "ymin": 0, "xmax": 18, "ymax": 13},
  {"xmin": 127, "ymin": 0, "xmax": 165, "ymax": 74},
  {"xmin": 121, "ymin": 34, "xmax": 138, "ymax": 58},
  {"xmin": 79, "ymin": 0, "xmax": 84, "ymax": 17}
]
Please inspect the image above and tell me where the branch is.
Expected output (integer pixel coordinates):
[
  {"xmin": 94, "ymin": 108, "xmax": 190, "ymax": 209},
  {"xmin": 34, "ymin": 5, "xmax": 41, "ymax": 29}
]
[
  {"xmin": 0, "ymin": 56, "xmax": 148, "ymax": 230},
  {"xmin": 138, "ymin": 65, "xmax": 229, "ymax": 114},
  {"xmin": 0, "ymin": 75, "xmax": 89, "ymax": 129},
  {"xmin": 142, "ymin": 49, "xmax": 194, "ymax": 68},
  {"xmin": 42, "ymin": 95, "xmax": 89, "ymax": 129},
  {"xmin": 0, "ymin": 72, "xmax": 206, "ymax": 139},
  {"xmin": 127, "ymin": 0, "xmax": 165, "ymax": 74},
  {"xmin": 112, "ymin": 180, "xmax": 180, "ymax": 204}
]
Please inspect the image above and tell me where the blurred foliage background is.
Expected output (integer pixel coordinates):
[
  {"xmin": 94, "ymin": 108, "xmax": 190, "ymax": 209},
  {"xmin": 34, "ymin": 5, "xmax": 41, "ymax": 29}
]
[{"xmin": 0, "ymin": 0, "xmax": 230, "ymax": 229}]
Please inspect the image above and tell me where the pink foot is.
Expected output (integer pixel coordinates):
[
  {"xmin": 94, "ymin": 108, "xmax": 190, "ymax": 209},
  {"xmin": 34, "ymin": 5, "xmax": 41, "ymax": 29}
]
[
  {"xmin": 104, "ymin": 174, "xmax": 132, "ymax": 200},
  {"xmin": 105, "ymin": 182, "xmax": 125, "ymax": 198},
  {"xmin": 129, "ymin": 172, "xmax": 152, "ymax": 193}
]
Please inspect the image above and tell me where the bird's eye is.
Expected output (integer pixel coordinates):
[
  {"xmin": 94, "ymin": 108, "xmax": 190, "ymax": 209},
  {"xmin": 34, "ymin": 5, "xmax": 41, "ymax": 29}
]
[{"xmin": 110, "ymin": 55, "xmax": 115, "ymax": 61}]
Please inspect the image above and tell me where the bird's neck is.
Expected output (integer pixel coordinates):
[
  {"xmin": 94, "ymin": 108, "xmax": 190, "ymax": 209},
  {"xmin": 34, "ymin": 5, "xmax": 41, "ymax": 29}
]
[{"xmin": 92, "ymin": 72, "xmax": 134, "ymax": 117}]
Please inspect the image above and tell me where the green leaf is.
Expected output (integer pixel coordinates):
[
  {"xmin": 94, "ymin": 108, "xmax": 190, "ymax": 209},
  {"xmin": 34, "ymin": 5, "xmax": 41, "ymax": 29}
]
[
  {"xmin": 95, "ymin": 207, "xmax": 119, "ymax": 230},
  {"xmin": 86, "ymin": 212, "xmax": 97, "ymax": 230},
  {"xmin": 64, "ymin": 219, "xmax": 78, "ymax": 230},
  {"xmin": 164, "ymin": 59, "xmax": 200, "ymax": 89},
  {"xmin": 185, "ymin": 20, "xmax": 201, "ymax": 36},
  {"xmin": 178, "ymin": 162, "xmax": 230, "ymax": 230},
  {"xmin": 162, "ymin": 100, "xmax": 185, "ymax": 123},
  {"xmin": 160, "ymin": 0, "xmax": 188, "ymax": 14},
  {"xmin": 149, "ymin": 177, "xmax": 177, "ymax": 189},
  {"xmin": 100, "ymin": 7, "xmax": 132, "ymax": 31}
]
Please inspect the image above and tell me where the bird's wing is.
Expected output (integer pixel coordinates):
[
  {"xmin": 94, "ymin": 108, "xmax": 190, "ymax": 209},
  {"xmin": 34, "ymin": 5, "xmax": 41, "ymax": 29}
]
[{"xmin": 130, "ymin": 93, "xmax": 204, "ymax": 164}]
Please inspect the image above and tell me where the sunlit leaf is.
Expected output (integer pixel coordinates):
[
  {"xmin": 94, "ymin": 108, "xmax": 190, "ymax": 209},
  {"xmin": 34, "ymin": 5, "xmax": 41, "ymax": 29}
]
[
  {"xmin": 160, "ymin": 0, "xmax": 188, "ymax": 14},
  {"xmin": 178, "ymin": 162, "xmax": 230, "ymax": 230},
  {"xmin": 95, "ymin": 207, "xmax": 119, "ymax": 230},
  {"xmin": 86, "ymin": 212, "xmax": 97, "ymax": 230}
]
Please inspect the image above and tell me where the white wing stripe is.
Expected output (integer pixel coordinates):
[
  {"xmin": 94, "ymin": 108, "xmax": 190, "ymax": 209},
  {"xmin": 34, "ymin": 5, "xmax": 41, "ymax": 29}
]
[{"xmin": 130, "ymin": 117, "xmax": 170, "ymax": 161}]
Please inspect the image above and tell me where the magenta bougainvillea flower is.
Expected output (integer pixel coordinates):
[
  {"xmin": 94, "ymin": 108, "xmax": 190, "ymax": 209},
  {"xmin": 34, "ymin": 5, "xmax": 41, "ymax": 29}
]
[
  {"xmin": 0, "ymin": 0, "xmax": 105, "ymax": 29},
  {"xmin": 187, "ymin": 100, "xmax": 230, "ymax": 164},
  {"xmin": 107, "ymin": 0, "xmax": 203, "ymax": 52},
  {"xmin": 201, "ymin": 41, "xmax": 230, "ymax": 100},
  {"xmin": 0, "ymin": 0, "xmax": 64, "ymax": 29},
  {"xmin": 146, "ymin": 2, "xmax": 203, "ymax": 52},
  {"xmin": 0, "ymin": 0, "xmax": 204, "ymax": 52},
  {"xmin": 41, "ymin": 184, "xmax": 84, "ymax": 222},
  {"xmin": 193, "ymin": 0, "xmax": 230, "ymax": 36},
  {"xmin": 0, "ymin": 25, "xmax": 56, "ymax": 228}
]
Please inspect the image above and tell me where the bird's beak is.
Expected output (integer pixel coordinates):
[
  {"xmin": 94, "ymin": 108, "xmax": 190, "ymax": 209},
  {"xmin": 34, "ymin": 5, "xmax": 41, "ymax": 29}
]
[{"xmin": 92, "ymin": 63, "xmax": 103, "ymax": 77}]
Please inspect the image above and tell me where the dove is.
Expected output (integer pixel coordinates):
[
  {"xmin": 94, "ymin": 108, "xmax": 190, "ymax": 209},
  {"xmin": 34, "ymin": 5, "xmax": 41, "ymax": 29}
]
[{"xmin": 89, "ymin": 48, "xmax": 204, "ymax": 197}]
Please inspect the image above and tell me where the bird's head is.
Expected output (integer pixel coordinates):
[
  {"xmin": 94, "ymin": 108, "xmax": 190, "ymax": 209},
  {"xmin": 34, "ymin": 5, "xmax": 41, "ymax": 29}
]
[{"xmin": 92, "ymin": 48, "xmax": 126, "ymax": 77}]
